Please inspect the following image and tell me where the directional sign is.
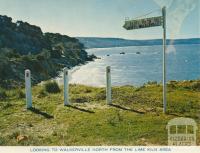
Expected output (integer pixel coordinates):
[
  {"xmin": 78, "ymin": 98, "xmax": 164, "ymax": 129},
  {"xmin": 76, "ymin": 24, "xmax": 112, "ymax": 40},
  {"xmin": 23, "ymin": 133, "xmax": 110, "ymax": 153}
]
[
  {"xmin": 123, "ymin": 7, "xmax": 167, "ymax": 114},
  {"xmin": 123, "ymin": 16, "xmax": 163, "ymax": 30}
]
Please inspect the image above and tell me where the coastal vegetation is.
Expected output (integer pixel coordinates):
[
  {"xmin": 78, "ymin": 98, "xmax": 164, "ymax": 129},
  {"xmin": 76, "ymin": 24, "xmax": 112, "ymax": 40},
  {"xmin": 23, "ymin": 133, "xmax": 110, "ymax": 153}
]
[
  {"xmin": 0, "ymin": 15, "xmax": 95, "ymax": 89},
  {"xmin": 0, "ymin": 80, "xmax": 199, "ymax": 145}
]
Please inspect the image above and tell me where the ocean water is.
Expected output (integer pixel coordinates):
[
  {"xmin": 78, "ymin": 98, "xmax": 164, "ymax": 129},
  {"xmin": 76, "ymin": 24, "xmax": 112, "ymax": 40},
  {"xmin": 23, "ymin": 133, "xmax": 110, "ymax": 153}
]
[{"xmin": 57, "ymin": 44, "xmax": 200, "ymax": 87}]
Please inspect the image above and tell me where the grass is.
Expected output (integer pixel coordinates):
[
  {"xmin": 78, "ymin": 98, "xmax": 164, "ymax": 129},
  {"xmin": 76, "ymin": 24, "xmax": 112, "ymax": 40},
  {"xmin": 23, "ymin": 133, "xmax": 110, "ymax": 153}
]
[{"xmin": 0, "ymin": 80, "xmax": 199, "ymax": 146}]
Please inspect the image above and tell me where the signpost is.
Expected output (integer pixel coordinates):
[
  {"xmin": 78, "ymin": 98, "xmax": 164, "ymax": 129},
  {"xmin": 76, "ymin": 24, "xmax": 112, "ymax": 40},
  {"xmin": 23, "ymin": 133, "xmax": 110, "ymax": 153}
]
[
  {"xmin": 123, "ymin": 7, "xmax": 167, "ymax": 113},
  {"xmin": 162, "ymin": 7, "xmax": 167, "ymax": 114}
]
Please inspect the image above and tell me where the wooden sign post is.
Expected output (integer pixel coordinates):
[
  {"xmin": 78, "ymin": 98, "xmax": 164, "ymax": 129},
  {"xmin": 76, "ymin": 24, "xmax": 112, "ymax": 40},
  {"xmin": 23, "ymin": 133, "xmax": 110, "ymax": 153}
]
[
  {"xmin": 162, "ymin": 7, "xmax": 167, "ymax": 114},
  {"xmin": 123, "ymin": 6, "xmax": 167, "ymax": 113}
]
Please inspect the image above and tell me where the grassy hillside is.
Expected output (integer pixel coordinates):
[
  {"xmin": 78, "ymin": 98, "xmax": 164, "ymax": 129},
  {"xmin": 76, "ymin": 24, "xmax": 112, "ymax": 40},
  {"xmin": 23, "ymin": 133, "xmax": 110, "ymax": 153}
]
[{"xmin": 0, "ymin": 80, "xmax": 199, "ymax": 145}]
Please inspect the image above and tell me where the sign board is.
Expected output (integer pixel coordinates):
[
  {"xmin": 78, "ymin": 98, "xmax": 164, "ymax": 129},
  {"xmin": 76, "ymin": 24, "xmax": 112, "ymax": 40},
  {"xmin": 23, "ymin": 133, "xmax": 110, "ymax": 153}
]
[{"xmin": 123, "ymin": 16, "xmax": 163, "ymax": 30}]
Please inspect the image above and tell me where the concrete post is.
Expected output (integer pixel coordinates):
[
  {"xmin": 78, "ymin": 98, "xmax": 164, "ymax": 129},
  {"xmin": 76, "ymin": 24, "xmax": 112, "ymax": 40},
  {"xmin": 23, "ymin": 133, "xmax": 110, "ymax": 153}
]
[
  {"xmin": 106, "ymin": 66, "xmax": 112, "ymax": 105},
  {"xmin": 25, "ymin": 69, "xmax": 32, "ymax": 109},
  {"xmin": 64, "ymin": 67, "xmax": 70, "ymax": 106}
]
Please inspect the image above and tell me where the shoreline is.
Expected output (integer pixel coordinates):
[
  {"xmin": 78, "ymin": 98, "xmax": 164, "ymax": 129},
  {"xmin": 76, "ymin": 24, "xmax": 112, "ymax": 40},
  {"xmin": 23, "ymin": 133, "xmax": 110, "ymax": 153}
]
[{"xmin": 41, "ymin": 43, "xmax": 200, "ymax": 88}]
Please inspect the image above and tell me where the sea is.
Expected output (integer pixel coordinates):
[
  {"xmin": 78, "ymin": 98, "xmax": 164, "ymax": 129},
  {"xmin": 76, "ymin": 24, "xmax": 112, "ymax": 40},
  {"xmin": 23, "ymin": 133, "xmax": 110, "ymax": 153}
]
[{"xmin": 56, "ymin": 44, "xmax": 200, "ymax": 87}]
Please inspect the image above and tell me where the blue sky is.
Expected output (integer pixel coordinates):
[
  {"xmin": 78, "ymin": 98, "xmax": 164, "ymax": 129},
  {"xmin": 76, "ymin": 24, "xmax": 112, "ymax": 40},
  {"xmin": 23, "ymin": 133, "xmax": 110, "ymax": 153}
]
[{"xmin": 0, "ymin": 0, "xmax": 199, "ymax": 39}]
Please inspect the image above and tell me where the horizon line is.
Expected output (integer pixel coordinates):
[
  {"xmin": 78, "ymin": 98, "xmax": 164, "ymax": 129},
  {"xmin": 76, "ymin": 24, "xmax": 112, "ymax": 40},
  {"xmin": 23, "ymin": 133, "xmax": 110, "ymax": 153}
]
[{"xmin": 76, "ymin": 36, "xmax": 200, "ymax": 41}]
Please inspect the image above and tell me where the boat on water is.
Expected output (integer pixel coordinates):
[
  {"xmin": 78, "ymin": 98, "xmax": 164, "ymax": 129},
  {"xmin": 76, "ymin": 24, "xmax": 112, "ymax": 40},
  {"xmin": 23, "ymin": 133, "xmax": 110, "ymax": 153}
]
[{"xmin": 120, "ymin": 52, "xmax": 125, "ymax": 54}]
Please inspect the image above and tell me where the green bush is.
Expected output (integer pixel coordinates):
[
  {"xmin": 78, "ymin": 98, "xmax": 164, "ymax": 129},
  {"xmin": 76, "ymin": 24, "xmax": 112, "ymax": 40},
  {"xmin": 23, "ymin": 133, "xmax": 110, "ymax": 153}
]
[
  {"xmin": 147, "ymin": 81, "xmax": 157, "ymax": 85},
  {"xmin": 0, "ymin": 88, "xmax": 7, "ymax": 100},
  {"xmin": 44, "ymin": 81, "xmax": 60, "ymax": 93},
  {"xmin": 17, "ymin": 90, "xmax": 25, "ymax": 99},
  {"xmin": 191, "ymin": 82, "xmax": 200, "ymax": 91},
  {"xmin": 0, "ymin": 136, "xmax": 7, "ymax": 145}
]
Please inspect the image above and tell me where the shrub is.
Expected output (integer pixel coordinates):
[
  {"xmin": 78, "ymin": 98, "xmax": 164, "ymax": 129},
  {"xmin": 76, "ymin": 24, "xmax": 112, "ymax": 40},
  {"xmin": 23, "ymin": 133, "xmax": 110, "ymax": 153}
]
[
  {"xmin": 147, "ymin": 81, "xmax": 157, "ymax": 85},
  {"xmin": 0, "ymin": 88, "xmax": 7, "ymax": 100},
  {"xmin": 191, "ymin": 82, "xmax": 200, "ymax": 91},
  {"xmin": 0, "ymin": 136, "xmax": 6, "ymax": 145},
  {"xmin": 3, "ymin": 103, "xmax": 12, "ymax": 109},
  {"xmin": 44, "ymin": 81, "xmax": 60, "ymax": 93},
  {"xmin": 17, "ymin": 90, "xmax": 25, "ymax": 99}
]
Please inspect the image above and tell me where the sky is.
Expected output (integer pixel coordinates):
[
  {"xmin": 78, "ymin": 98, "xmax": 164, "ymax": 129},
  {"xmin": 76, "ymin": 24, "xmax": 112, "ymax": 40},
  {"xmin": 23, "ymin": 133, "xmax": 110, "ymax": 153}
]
[{"xmin": 0, "ymin": 0, "xmax": 199, "ymax": 40}]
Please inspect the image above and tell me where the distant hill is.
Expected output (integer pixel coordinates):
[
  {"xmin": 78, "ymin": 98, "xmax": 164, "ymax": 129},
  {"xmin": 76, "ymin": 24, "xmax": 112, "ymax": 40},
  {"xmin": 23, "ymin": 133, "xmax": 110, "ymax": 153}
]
[
  {"xmin": 77, "ymin": 37, "xmax": 200, "ymax": 48},
  {"xmin": 0, "ymin": 15, "xmax": 95, "ymax": 88}
]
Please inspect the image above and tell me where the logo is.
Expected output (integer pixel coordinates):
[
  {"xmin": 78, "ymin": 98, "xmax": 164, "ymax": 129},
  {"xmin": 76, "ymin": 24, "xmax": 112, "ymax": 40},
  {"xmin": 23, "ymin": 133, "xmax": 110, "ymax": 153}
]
[{"xmin": 166, "ymin": 117, "xmax": 198, "ymax": 146}]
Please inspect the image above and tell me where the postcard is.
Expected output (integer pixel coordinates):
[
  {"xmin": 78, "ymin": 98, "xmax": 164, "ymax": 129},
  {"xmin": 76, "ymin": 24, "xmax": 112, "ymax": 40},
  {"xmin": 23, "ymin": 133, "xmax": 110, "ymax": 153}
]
[{"xmin": 0, "ymin": 0, "xmax": 199, "ymax": 153}]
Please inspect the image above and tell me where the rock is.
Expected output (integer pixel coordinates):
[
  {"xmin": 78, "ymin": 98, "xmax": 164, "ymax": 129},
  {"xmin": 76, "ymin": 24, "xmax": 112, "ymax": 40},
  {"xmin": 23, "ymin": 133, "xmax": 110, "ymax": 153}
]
[{"xmin": 17, "ymin": 135, "xmax": 28, "ymax": 142}]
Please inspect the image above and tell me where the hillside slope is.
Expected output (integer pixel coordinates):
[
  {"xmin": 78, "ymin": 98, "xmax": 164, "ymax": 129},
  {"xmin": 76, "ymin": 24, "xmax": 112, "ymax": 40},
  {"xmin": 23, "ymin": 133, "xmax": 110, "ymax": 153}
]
[{"xmin": 0, "ymin": 15, "xmax": 95, "ymax": 88}]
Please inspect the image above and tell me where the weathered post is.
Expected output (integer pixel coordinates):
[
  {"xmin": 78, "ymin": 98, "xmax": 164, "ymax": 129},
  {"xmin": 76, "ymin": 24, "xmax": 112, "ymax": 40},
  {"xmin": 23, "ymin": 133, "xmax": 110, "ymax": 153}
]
[
  {"xmin": 106, "ymin": 66, "xmax": 112, "ymax": 105},
  {"xmin": 64, "ymin": 67, "xmax": 70, "ymax": 106},
  {"xmin": 25, "ymin": 69, "xmax": 32, "ymax": 109},
  {"xmin": 162, "ymin": 6, "xmax": 167, "ymax": 113},
  {"xmin": 123, "ymin": 6, "xmax": 167, "ymax": 114}
]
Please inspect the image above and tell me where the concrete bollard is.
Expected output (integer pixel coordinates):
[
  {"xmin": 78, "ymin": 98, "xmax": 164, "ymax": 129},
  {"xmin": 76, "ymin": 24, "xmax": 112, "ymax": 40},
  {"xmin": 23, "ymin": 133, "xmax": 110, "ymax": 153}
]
[
  {"xmin": 64, "ymin": 67, "xmax": 70, "ymax": 106},
  {"xmin": 106, "ymin": 66, "xmax": 112, "ymax": 105},
  {"xmin": 25, "ymin": 69, "xmax": 32, "ymax": 109}
]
